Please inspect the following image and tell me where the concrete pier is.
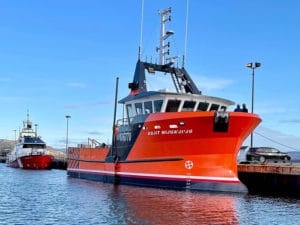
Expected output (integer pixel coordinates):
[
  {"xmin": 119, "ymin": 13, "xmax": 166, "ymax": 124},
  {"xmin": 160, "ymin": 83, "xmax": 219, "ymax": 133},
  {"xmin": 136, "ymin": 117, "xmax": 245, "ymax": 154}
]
[
  {"xmin": 50, "ymin": 158, "xmax": 67, "ymax": 170},
  {"xmin": 238, "ymin": 164, "xmax": 300, "ymax": 196}
]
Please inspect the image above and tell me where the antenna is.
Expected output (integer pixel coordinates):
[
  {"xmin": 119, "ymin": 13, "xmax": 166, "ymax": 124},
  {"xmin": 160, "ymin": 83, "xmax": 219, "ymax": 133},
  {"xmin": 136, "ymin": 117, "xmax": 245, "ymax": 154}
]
[
  {"xmin": 35, "ymin": 124, "xmax": 38, "ymax": 137},
  {"xmin": 24, "ymin": 109, "xmax": 32, "ymax": 130},
  {"xmin": 138, "ymin": 0, "xmax": 145, "ymax": 60},
  {"xmin": 183, "ymin": 0, "xmax": 190, "ymax": 67},
  {"xmin": 27, "ymin": 109, "xmax": 30, "ymax": 122}
]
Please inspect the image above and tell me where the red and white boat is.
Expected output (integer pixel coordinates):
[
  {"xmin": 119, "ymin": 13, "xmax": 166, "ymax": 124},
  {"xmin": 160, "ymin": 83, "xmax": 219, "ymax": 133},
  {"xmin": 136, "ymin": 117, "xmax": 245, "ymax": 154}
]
[
  {"xmin": 67, "ymin": 7, "xmax": 261, "ymax": 193},
  {"xmin": 6, "ymin": 113, "xmax": 53, "ymax": 169}
]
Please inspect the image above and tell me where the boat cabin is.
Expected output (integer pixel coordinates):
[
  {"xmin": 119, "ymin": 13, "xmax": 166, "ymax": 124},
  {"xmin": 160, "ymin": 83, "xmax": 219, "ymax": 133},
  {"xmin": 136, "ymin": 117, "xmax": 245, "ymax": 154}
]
[
  {"xmin": 19, "ymin": 137, "xmax": 46, "ymax": 149},
  {"xmin": 118, "ymin": 90, "xmax": 234, "ymax": 124}
]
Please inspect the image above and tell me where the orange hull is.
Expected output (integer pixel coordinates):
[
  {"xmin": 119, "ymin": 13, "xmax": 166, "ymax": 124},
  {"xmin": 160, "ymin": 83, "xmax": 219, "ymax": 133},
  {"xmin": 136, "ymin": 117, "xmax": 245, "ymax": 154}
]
[
  {"xmin": 67, "ymin": 8, "xmax": 262, "ymax": 193},
  {"xmin": 68, "ymin": 112, "xmax": 261, "ymax": 193}
]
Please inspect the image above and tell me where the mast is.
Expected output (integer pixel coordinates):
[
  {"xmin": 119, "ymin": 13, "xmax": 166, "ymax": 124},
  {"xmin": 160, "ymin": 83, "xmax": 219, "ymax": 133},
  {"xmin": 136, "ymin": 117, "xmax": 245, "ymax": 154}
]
[
  {"xmin": 111, "ymin": 77, "xmax": 119, "ymax": 158},
  {"xmin": 157, "ymin": 7, "xmax": 173, "ymax": 65},
  {"xmin": 183, "ymin": 0, "xmax": 190, "ymax": 67},
  {"xmin": 35, "ymin": 124, "xmax": 38, "ymax": 137},
  {"xmin": 23, "ymin": 110, "xmax": 33, "ymax": 136},
  {"xmin": 124, "ymin": 6, "xmax": 202, "ymax": 98},
  {"xmin": 138, "ymin": 0, "xmax": 145, "ymax": 60}
]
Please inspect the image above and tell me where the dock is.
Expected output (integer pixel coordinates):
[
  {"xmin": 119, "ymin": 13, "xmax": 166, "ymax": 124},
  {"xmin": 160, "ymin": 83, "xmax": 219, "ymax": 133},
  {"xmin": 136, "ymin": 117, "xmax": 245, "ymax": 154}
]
[
  {"xmin": 47, "ymin": 149, "xmax": 67, "ymax": 170},
  {"xmin": 50, "ymin": 157, "xmax": 67, "ymax": 170},
  {"xmin": 238, "ymin": 164, "xmax": 300, "ymax": 196}
]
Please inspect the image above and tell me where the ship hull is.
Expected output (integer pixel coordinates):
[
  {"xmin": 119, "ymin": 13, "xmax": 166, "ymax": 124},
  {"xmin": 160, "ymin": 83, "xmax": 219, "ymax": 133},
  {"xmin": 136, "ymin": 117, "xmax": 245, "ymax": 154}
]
[
  {"xmin": 68, "ymin": 166, "xmax": 247, "ymax": 193},
  {"xmin": 7, "ymin": 155, "xmax": 53, "ymax": 170},
  {"xmin": 67, "ymin": 112, "xmax": 261, "ymax": 193},
  {"xmin": 7, "ymin": 159, "xmax": 20, "ymax": 168}
]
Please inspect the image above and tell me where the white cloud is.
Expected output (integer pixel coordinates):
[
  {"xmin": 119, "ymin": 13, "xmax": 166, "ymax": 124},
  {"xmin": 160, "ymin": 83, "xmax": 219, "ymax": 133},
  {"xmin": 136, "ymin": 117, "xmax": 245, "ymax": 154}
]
[
  {"xmin": 244, "ymin": 126, "xmax": 300, "ymax": 151},
  {"xmin": 66, "ymin": 82, "xmax": 86, "ymax": 88},
  {"xmin": 145, "ymin": 73, "xmax": 176, "ymax": 91},
  {"xmin": 64, "ymin": 100, "xmax": 111, "ymax": 109},
  {"xmin": 0, "ymin": 96, "xmax": 26, "ymax": 103},
  {"xmin": 280, "ymin": 119, "xmax": 300, "ymax": 124},
  {"xmin": 0, "ymin": 77, "xmax": 12, "ymax": 82},
  {"xmin": 87, "ymin": 131, "xmax": 103, "ymax": 135},
  {"xmin": 144, "ymin": 72, "xmax": 234, "ymax": 93},
  {"xmin": 64, "ymin": 104, "xmax": 80, "ymax": 109},
  {"xmin": 193, "ymin": 75, "xmax": 233, "ymax": 92}
]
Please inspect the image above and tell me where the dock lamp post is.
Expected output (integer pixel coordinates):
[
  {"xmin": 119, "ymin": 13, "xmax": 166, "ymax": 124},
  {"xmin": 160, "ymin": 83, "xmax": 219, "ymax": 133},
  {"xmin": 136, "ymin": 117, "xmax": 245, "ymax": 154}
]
[
  {"xmin": 13, "ymin": 129, "xmax": 17, "ymax": 143},
  {"xmin": 246, "ymin": 62, "xmax": 261, "ymax": 148},
  {"xmin": 65, "ymin": 115, "xmax": 71, "ymax": 153},
  {"xmin": 34, "ymin": 124, "xmax": 38, "ymax": 137}
]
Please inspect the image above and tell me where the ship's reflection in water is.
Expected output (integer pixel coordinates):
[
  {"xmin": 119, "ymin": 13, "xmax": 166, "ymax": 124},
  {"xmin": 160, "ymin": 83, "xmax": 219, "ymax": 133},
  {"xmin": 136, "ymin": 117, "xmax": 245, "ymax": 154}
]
[
  {"xmin": 102, "ymin": 183, "xmax": 238, "ymax": 225},
  {"xmin": 1, "ymin": 165, "xmax": 298, "ymax": 225}
]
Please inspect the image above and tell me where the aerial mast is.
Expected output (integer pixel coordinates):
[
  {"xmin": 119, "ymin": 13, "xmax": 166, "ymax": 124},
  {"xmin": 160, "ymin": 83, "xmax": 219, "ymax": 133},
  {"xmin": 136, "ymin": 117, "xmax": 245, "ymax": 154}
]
[
  {"xmin": 138, "ymin": 0, "xmax": 145, "ymax": 60},
  {"xmin": 183, "ymin": 0, "xmax": 190, "ymax": 67},
  {"xmin": 157, "ymin": 7, "xmax": 174, "ymax": 65}
]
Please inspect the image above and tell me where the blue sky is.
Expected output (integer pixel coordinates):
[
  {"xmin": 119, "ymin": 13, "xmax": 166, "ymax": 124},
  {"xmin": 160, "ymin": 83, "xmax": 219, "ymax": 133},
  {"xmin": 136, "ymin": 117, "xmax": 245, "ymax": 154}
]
[{"xmin": 0, "ymin": 0, "xmax": 300, "ymax": 151}]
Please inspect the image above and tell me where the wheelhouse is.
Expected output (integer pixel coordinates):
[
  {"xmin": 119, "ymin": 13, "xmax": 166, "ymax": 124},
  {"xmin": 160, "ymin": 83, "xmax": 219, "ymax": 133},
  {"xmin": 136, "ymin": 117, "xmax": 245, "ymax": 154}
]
[{"xmin": 119, "ymin": 90, "xmax": 234, "ymax": 124}]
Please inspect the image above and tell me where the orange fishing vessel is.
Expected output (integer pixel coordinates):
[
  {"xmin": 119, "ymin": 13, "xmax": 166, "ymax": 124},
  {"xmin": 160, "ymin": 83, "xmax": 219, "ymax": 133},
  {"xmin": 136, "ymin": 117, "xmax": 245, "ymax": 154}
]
[{"xmin": 67, "ymin": 7, "xmax": 261, "ymax": 193}]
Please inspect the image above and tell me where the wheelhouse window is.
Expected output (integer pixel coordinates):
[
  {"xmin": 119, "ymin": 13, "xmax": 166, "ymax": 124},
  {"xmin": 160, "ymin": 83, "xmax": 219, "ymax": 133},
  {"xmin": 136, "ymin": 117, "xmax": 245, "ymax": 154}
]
[
  {"xmin": 210, "ymin": 104, "xmax": 220, "ymax": 111},
  {"xmin": 135, "ymin": 102, "xmax": 143, "ymax": 115},
  {"xmin": 126, "ymin": 104, "xmax": 133, "ymax": 118},
  {"xmin": 197, "ymin": 102, "xmax": 209, "ymax": 111},
  {"xmin": 154, "ymin": 100, "xmax": 163, "ymax": 112},
  {"xmin": 220, "ymin": 106, "xmax": 227, "ymax": 111},
  {"xmin": 23, "ymin": 144, "xmax": 45, "ymax": 148},
  {"xmin": 166, "ymin": 100, "xmax": 181, "ymax": 112},
  {"xmin": 182, "ymin": 101, "xmax": 196, "ymax": 112},
  {"xmin": 144, "ymin": 101, "xmax": 153, "ymax": 114}
]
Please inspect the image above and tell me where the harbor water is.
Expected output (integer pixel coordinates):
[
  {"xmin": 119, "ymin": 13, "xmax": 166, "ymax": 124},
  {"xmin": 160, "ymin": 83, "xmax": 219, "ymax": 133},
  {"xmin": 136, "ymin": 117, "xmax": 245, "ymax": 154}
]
[{"xmin": 0, "ymin": 164, "xmax": 299, "ymax": 225}]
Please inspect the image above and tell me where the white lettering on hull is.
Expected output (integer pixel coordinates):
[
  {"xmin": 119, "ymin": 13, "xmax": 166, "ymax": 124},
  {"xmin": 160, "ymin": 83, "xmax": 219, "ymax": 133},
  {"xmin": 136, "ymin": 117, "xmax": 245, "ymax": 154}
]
[{"xmin": 147, "ymin": 129, "xmax": 193, "ymax": 136}]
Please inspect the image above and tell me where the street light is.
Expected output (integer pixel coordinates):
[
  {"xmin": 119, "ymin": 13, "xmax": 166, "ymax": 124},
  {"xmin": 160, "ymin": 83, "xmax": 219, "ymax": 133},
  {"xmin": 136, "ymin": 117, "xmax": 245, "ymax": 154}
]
[
  {"xmin": 246, "ymin": 62, "xmax": 261, "ymax": 148},
  {"xmin": 13, "ymin": 129, "xmax": 17, "ymax": 143},
  {"xmin": 34, "ymin": 124, "xmax": 38, "ymax": 137},
  {"xmin": 65, "ymin": 115, "xmax": 71, "ymax": 152}
]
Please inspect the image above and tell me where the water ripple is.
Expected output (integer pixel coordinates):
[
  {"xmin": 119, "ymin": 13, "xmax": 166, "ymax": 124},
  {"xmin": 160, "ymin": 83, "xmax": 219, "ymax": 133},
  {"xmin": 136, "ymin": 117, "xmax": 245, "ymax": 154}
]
[{"xmin": 0, "ymin": 164, "xmax": 299, "ymax": 225}]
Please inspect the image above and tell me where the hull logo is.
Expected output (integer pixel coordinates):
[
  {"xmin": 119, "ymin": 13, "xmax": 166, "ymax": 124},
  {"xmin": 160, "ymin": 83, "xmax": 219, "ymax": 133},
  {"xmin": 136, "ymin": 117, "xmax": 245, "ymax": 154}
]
[{"xmin": 185, "ymin": 160, "xmax": 193, "ymax": 170}]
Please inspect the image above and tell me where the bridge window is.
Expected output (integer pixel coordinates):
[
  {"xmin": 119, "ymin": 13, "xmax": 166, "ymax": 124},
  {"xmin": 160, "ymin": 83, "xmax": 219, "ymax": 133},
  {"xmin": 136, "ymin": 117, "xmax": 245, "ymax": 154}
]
[
  {"xmin": 144, "ymin": 101, "xmax": 153, "ymax": 114},
  {"xmin": 135, "ymin": 102, "xmax": 143, "ymax": 115},
  {"xmin": 197, "ymin": 102, "xmax": 209, "ymax": 111},
  {"xmin": 166, "ymin": 100, "xmax": 181, "ymax": 112},
  {"xmin": 126, "ymin": 104, "xmax": 133, "ymax": 118},
  {"xmin": 23, "ymin": 144, "xmax": 45, "ymax": 148},
  {"xmin": 220, "ymin": 106, "xmax": 227, "ymax": 111},
  {"xmin": 182, "ymin": 101, "xmax": 196, "ymax": 112},
  {"xmin": 154, "ymin": 100, "xmax": 163, "ymax": 112},
  {"xmin": 210, "ymin": 104, "xmax": 220, "ymax": 111}
]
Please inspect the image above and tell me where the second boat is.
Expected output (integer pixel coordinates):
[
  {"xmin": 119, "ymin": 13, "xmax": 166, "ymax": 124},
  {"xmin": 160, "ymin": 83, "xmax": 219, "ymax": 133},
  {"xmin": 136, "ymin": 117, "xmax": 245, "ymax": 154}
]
[{"xmin": 6, "ymin": 113, "xmax": 53, "ymax": 170}]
